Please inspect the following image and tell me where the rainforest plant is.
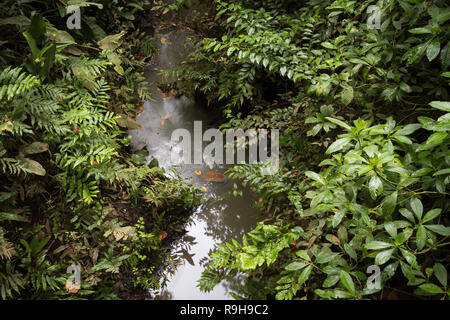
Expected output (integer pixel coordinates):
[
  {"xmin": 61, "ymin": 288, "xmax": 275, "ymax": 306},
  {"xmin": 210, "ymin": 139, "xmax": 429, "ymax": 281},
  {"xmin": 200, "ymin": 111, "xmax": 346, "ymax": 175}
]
[
  {"xmin": 164, "ymin": 0, "xmax": 450, "ymax": 299},
  {"xmin": 0, "ymin": 0, "xmax": 201, "ymax": 299}
]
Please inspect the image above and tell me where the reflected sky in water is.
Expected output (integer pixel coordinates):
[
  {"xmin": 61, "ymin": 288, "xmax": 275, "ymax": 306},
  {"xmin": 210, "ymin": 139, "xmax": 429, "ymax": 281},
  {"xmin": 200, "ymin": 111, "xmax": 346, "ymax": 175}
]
[{"xmin": 128, "ymin": 27, "xmax": 263, "ymax": 299}]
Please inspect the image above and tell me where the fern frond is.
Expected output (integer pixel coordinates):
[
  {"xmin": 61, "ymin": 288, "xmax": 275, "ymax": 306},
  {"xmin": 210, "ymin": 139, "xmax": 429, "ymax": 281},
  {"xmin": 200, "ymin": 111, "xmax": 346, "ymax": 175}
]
[{"xmin": 0, "ymin": 67, "xmax": 40, "ymax": 101}]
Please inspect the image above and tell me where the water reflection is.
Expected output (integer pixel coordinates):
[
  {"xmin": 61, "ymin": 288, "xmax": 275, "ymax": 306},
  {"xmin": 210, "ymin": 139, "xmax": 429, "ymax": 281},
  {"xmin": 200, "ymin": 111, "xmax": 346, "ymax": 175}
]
[{"xmin": 128, "ymin": 25, "xmax": 263, "ymax": 300}]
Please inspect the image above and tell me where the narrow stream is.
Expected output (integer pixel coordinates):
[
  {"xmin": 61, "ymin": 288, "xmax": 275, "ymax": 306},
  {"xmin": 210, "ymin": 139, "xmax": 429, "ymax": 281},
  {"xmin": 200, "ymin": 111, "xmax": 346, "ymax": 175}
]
[{"xmin": 128, "ymin": 26, "xmax": 263, "ymax": 299}]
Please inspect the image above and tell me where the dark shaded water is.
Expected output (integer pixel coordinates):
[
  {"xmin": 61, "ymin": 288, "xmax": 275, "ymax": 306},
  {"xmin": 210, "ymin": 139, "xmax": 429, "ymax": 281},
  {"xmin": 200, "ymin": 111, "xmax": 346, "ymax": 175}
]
[{"xmin": 128, "ymin": 27, "xmax": 262, "ymax": 299}]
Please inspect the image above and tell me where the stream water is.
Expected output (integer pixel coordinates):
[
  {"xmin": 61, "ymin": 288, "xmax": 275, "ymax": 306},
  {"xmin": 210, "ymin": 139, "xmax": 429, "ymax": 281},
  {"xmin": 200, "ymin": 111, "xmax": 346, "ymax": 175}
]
[{"xmin": 128, "ymin": 26, "xmax": 263, "ymax": 299}]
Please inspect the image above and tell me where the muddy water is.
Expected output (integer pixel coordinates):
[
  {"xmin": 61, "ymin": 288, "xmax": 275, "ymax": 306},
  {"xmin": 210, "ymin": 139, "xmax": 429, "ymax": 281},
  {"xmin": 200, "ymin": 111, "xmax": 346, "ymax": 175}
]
[{"xmin": 128, "ymin": 27, "xmax": 263, "ymax": 299}]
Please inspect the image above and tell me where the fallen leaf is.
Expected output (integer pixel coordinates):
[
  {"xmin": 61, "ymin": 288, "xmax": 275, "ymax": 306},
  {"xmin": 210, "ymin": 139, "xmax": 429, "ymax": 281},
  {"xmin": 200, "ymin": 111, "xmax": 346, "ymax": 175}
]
[
  {"xmin": 160, "ymin": 37, "xmax": 168, "ymax": 44},
  {"xmin": 195, "ymin": 170, "xmax": 202, "ymax": 175},
  {"xmin": 160, "ymin": 120, "xmax": 165, "ymax": 126},
  {"xmin": 65, "ymin": 282, "xmax": 80, "ymax": 294},
  {"xmin": 202, "ymin": 171, "xmax": 225, "ymax": 182}
]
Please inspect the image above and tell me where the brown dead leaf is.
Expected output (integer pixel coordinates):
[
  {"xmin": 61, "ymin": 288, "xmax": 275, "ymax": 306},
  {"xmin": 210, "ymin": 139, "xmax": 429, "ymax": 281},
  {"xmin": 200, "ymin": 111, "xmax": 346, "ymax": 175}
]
[
  {"xmin": 65, "ymin": 282, "xmax": 80, "ymax": 294},
  {"xmin": 331, "ymin": 235, "xmax": 341, "ymax": 246},
  {"xmin": 201, "ymin": 171, "xmax": 225, "ymax": 182}
]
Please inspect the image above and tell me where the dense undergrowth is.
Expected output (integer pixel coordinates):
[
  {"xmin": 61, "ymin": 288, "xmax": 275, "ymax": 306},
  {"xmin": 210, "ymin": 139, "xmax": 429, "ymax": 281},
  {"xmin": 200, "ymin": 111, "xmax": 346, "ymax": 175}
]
[
  {"xmin": 0, "ymin": 0, "xmax": 202, "ymax": 299},
  {"xmin": 161, "ymin": 0, "xmax": 450, "ymax": 299}
]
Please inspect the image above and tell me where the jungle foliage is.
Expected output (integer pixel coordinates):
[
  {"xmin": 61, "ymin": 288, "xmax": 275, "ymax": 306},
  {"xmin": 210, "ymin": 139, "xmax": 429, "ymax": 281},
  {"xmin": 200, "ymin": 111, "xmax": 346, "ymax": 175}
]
[
  {"xmin": 0, "ymin": 0, "xmax": 201, "ymax": 299},
  {"xmin": 165, "ymin": 0, "xmax": 450, "ymax": 299}
]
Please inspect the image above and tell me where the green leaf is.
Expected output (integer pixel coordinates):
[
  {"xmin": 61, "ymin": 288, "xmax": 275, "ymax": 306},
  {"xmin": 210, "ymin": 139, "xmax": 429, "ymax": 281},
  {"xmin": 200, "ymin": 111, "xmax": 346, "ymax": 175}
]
[
  {"xmin": 433, "ymin": 263, "xmax": 447, "ymax": 287},
  {"xmin": 382, "ymin": 191, "xmax": 397, "ymax": 217},
  {"xmin": 416, "ymin": 225, "xmax": 426, "ymax": 250},
  {"xmin": 426, "ymin": 40, "xmax": 441, "ymax": 62},
  {"xmin": 339, "ymin": 270, "xmax": 355, "ymax": 294},
  {"xmin": 399, "ymin": 208, "xmax": 415, "ymax": 223},
  {"xmin": 423, "ymin": 209, "xmax": 442, "ymax": 223},
  {"xmin": 410, "ymin": 198, "xmax": 423, "ymax": 221},
  {"xmin": 423, "ymin": 132, "xmax": 448, "ymax": 147},
  {"xmin": 325, "ymin": 117, "xmax": 352, "ymax": 131},
  {"xmin": 425, "ymin": 224, "xmax": 450, "ymax": 236},
  {"xmin": 375, "ymin": 249, "xmax": 395, "ymax": 265},
  {"xmin": 296, "ymin": 250, "xmax": 311, "ymax": 261},
  {"xmin": 340, "ymin": 86, "xmax": 354, "ymax": 105},
  {"xmin": 384, "ymin": 222, "xmax": 397, "ymax": 238},
  {"xmin": 418, "ymin": 283, "xmax": 444, "ymax": 294},
  {"xmin": 368, "ymin": 176, "xmax": 383, "ymax": 200},
  {"xmin": 429, "ymin": 101, "xmax": 450, "ymax": 112},
  {"xmin": 365, "ymin": 241, "xmax": 393, "ymax": 250},
  {"xmin": 323, "ymin": 274, "xmax": 340, "ymax": 288},
  {"xmin": 0, "ymin": 212, "xmax": 29, "ymax": 222},
  {"xmin": 285, "ymin": 261, "xmax": 307, "ymax": 271},
  {"xmin": 395, "ymin": 124, "xmax": 422, "ymax": 136},
  {"xmin": 408, "ymin": 27, "xmax": 432, "ymax": 34},
  {"xmin": 298, "ymin": 265, "xmax": 313, "ymax": 286},
  {"xmin": 326, "ymin": 138, "xmax": 350, "ymax": 154},
  {"xmin": 305, "ymin": 171, "xmax": 326, "ymax": 185}
]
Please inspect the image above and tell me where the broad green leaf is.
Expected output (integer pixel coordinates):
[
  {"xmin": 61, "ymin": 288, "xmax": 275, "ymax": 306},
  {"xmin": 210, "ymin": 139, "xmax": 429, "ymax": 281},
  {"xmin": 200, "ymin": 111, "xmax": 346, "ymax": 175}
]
[
  {"xmin": 339, "ymin": 270, "xmax": 355, "ymax": 294},
  {"xmin": 418, "ymin": 283, "xmax": 444, "ymax": 294},
  {"xmin": 368, "ymin": 175, "xmax": 383, "ymax": 199},
  {"xmin": 323, "ymin": 274, "xmax": 340, "ymax": 288},
  {"xmin": 395, "ymin": 123, "xmax": 421, "ymax": 136},
  {"xmin": 410, "ymin": 198, "xmax": 423, "ymax": 220},
  {"xmin": 429, "ymin": 101, "xmax": 450, "ymax": 112},
  {"xmin": 425, "ymin": 224, "xmax": 450, "ymax": 236},
  {"xmin": 325, "ymin": 117, "xmax": 352, "ymax": 131},
  {"xmin": 304, "ymin": 171, "xmax": 326, "ymax": 185},
  {"xmin": 340, "ymin": 86, "xmax": 354, "ymax": 105},
  {"xmin": 416, "ymin": 225, "xmax": 426, "ymax": 250},
  {"xmin": 408, "ymin": 27, "xmax": 432, "ymax": 34},
  {"xmin": 326, "ymin": 138, "xmax": 350, "ymax": 154},
  {"xmin": 433, "ymin": 263, "xmax": 447, "ymax": 287},
  {"xmin": 298, "ymin": 265, "xmax": 313, "ymax": 286},
  {"xmin": 423, "ymin": 208, "xmax": 442, "ymax": 223},
  {"xmin": 426, "ymin": 40, "xmax": 440, "ymax": 62},
  {"xmin": 399, "ymin": 208, "xmax": 415, "ymax": 223},
  {"xmin": 0, "ymin": 212, "xmax": 29, "ymax": 222},
  {"xmin": 365, "ymin": 241, "xmax": 393, "ymax": 250},
  {"xmin": 384, "ymin": 222, "xmax": 397, "ymax": 238},
  {"xmin": 296, "ymin": 250, "xmax": 311, "ymax": 261},
  {"xmin": 285, "ymin": 261, "xmax": 307, "ymax": 271},
  {"xmin": 382, "ymin": 191, "xmax": 397, "ymax": 217},
  {"xmin": 375, "ymin": 248, "xmax": 395, "ymax": 265}
]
